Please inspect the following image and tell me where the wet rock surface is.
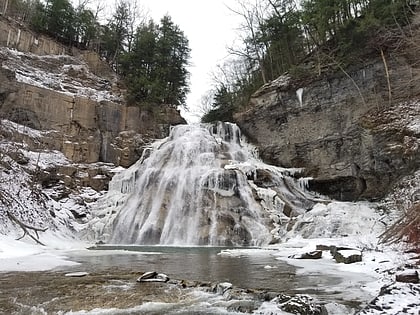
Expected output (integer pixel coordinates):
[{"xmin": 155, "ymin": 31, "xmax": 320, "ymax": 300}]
[
  {"xmin": 0, "ymin": 269, "xmax": 188, "ymax": 313},
  {"xmin": 0, "ymin": 268, "xmax": 328, "ymax": 314}
]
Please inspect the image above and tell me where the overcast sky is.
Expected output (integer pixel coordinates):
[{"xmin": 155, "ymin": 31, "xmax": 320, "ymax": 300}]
[
  {"xmin": 139, "ymin": 0, "xmax": 242, "ymax": 122},
  {"xmin": 94, "ymin": 0, "xmax": 243, "ymax": 122}
]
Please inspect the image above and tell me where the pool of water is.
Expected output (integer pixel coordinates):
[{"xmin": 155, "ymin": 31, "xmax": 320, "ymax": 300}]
[
  {"xmin": 65, "ymin": 245, "xmax": 298, "ymax": 291},
  {"xmin": 0, "ymin": 245, "xmax": 373, "ymax": 314}
]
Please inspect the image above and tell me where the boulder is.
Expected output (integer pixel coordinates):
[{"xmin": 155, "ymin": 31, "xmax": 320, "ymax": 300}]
[
  {"xmin": 396, "ymin": 270, "xmax": 419, "ymax": 283},
  {"xmin": 333, "ymin": 249, "xmax": 362, "ymax": 264},
  {"xmin": 136, "ymin": 271, "xmax": 170, "ymax": 283},
  {"xmin": 276, "ymin": 294, "xmax": 327, "ymax": 315},
  {"xmin": 290, "ymin": 250, "xmax": 323, "ymax": 259}
]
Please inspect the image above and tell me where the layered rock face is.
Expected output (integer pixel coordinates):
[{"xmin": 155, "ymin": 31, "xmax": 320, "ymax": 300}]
[
  {"xmin": 0, "ymin": 16, "xmax": 185, "ymax": 168},
  {"xmin": 235, "ymin": 49, "xmax": 420, "ymax": 200}
]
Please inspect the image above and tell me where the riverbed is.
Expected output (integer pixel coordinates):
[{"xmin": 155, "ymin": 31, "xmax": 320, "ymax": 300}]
[{"xmin": 0, "ymin": 245, "xmax": 376, "ymax": 314}]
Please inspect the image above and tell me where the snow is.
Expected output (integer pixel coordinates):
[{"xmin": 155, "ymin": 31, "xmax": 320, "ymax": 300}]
[
  {"xmin": 338, "ymin": 249, "xmax": 362, "ymax": 258},
  {"xmin": 0, "ymin": 235, "xmax": 80, "ymax": 271},
  {"xmin": 0, "ymin": 118, "xmax": 418, "ymax": 313},
  {"xmin": 219, "ymin": 199, "xmax": 420, "ymax": 314},
  {"xmin": 0, "ymin": 47, "xmax": 121, "ymax": 103},
  {"xmin": 358, "ymin": 283, "xmax": 420, "ymax": 315}
]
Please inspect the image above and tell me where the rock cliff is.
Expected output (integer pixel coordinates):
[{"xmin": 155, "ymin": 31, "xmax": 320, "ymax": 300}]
[
  {"xmin": 0, "ymin": 16, "xmax": 186, "ymax": 168},
  {"xmin": 234, "ymin": 29, "xmax": 420, "ymax": 201}
]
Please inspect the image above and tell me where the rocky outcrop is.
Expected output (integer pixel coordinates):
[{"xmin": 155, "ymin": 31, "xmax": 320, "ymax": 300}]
[
  {"xmin": 0, "ymin": 16, "xmax": 186, "ymax": 167},
  {"xmin": 234, "ymin": 40, "xmax": 420, "ymax": 200},
  {"xmin": 0, "ymin": 15, "xmax": 114, "ymax": 79}
]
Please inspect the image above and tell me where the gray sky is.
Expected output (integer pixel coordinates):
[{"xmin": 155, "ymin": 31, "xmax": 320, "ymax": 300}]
[
  {"xmin": 92, "ymin": 0, "xmax": 242, "ymax": 122},
  {"xmin": 139, "ymin": 0, "xmax": 242, "ymax": 122},
  {"xmin": 87, "ymin": 0, "xmax": 243, "ymax": 122}
]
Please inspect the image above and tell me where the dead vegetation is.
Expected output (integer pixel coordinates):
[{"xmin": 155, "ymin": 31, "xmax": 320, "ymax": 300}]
[
  {"xmin": 380, "ymin": 202, "xmax": 420, "ymax": 263},
  {"xmin": 6, "ymin": 211, "xmax": 47, "ymax": 245}
]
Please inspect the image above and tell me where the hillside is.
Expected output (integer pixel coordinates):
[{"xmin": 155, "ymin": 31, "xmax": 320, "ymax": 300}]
[
  {"xmin": 0, "ymin": 15, "xmax": 185, "ymax": 234},
  {"xmin": 0, "ymin": 10, "xmax": 418, "ymax": 315},
  {"xmin": 234, "ymin": 17, "xmax": 420, "ymax": 202}
]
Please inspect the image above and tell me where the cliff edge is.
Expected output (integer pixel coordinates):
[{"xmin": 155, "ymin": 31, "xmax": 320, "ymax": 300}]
[
  {"xmin": 234, "ymin": 22, "xmax": 420, "ymax": 201},
  {"xmin": 0, "ymin": 16, "xmax": 186, "ymax": 168}
]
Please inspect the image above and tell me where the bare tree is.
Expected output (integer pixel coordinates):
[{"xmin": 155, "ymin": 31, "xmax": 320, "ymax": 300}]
[
  {"xmin": 197, "ymin": 89, "xmax": 216, "ymax": 116},
  {"xmin": 2, "ymin": 0, "xmax": 8, "ymax": 15},
  {"xmin": 227, "ymin": 0, "xmax": 270, "ymax": 84}
]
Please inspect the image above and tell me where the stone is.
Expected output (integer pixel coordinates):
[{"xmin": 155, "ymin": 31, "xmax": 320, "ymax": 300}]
[
  {"xmin": 333, "ymin": 249, "xmax": 362, "ymax": 264},
  {"xmin": 227, "ymin": 300, "xmax": 258, "ymax": 313},
  {"xmin": 290, "ymin": 250, "xmax": 323, "ymax": 259},
  {"xmin": 396, "ymin": 270, "xmax": 419, "ymax": 283},
  {"xmin": 65, "ymin": 272, "xmax": 89, "ymax": 277},
  {"xmin": 137, "ymin": 271, "xmax": 157, "ymax": 282},
  {"xmin": 300, "ymin": 250, "xmax": 323, "ymax": 259},
  {"xmin": 329, "ymin": 245, "xmax": 354, "ymax": 256},
  {"xmin": 316, "ymin": 244, "xmax": 332, "ymax": 251},
  {"xmin": 276, "ymin": 294, "xmax": 327, "ymax": 315},
  {"xmin": 136, "ymin": 271, "xmax": 169, "ymax": 283},
  {"xmin": 215, "ymin": 282, "xmax": 233, "ymax": 295}
]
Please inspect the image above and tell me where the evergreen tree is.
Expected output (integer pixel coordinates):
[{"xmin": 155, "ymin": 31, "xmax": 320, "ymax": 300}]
[
  {"xmin": 29, "ymin": 0, "xmax": 47, "ymax": 33},
  {"xmin": 156, "ymin": 15, "xmax": 191, "ymax": 106},
  {"xmin": 102, "ymin": 0, "xmax": 131, "ymax": 69},
  {"xmin": 119, "ymin": 21, "xmax": 160, "ymax": 104},
  {"xmin": 74, "ymin": 6, "xmax": 97, "ymax": 48},
  {"xmin": 44, "ymin": 0, "xmax": 76, "ymax": 43},
  {"xmin": 201, "ymin": 85, "xmax": 235, "ymax": 123},
  {"xmin": 120, "ymin": 15, "xmax": 191, "ymax": 107}
]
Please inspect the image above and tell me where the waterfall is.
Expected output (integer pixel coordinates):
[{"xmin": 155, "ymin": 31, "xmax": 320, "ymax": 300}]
[{"xmin": 90, "ymin": 122, "xmax": 316, "ymax": 246}]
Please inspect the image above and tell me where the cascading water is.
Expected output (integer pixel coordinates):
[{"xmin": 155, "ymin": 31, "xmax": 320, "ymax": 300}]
[{"xmin": 89, "ymin": 122, "xmax": 317, "ymax": 246}]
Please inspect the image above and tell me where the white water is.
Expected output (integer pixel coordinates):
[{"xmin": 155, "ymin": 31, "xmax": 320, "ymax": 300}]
[{"xmin": 90, "ymin": 122, "xmax": 317, "ymax": 246}]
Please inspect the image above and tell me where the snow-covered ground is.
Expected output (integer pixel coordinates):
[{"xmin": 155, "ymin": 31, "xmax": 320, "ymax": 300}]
[
  {"xmin": 0, "ymin": 203, "xmax": 418, "ymax": 314},
  {"xmin": 219, "ymin": 201, "xmax": 419, "ymax": 315},
  {"xmin": 0, "ymin": 120, "xmax": 418, "ymax": 314},
  {"xmin": 0, "ymin": 233, "xmax": 84, "ymax": 272}
]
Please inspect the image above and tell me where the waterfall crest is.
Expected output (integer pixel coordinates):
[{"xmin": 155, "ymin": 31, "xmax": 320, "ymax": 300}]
[{"xmin": 90, "ymin": 122, "xmax": 316, "ymax": 246}]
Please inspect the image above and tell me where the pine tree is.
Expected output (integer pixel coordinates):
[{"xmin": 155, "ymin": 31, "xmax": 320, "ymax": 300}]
[
  {"xmin": 45, "ymin": 0, "xmax": 76, "ymax": 43},
  {"xmin": 120, "ymin": 15, "xmax": 191, "ymax": 108}
]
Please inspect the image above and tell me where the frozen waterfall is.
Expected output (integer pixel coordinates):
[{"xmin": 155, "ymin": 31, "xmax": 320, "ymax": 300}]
[{"xmin": 90, "ymin": 122, "xmax": 316, "ymax": 246}]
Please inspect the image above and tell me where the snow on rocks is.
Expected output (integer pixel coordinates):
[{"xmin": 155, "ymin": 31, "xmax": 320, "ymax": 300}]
[
  {"xmin": 357, "ymin": 282, "xmax": 420, "ymax": 315},
  {"xmin": 0, "ymin": 47, "xmax": 121, "ymax": 103},
  {"xmin": 396, "ymin": 270, "xmax": 419, "ymax": 284},
  {"xmin": 136, "ymin": 271, "xmax": 170, "ymax": 283},
  {"xmin": 333, "ymin": 249, "xmax": 363, "ymax": 264},
  {"xmin": 0, "ymin": 119, "xmax": 106, "ymax": 238},
  {"xmin": 65, "ymin": 271, "xmax": 89, "ymax": 277}
]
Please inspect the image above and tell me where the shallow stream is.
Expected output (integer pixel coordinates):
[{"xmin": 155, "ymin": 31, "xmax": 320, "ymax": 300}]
[{"xmin": 0, "ymin": 246, "xmax": 373, "ymax": 314}]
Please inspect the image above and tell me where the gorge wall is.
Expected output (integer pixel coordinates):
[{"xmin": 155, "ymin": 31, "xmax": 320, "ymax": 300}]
[
  {"xmin": 234, "ymin": 33, "xmax": 420, "ymax": 201},
  {"xmin": 0, "ymin": 16, "xmax": 185, "ymax": 168}
]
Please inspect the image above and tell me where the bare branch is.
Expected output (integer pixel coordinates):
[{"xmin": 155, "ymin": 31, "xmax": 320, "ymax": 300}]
[{"xmin": 7, "ymin": 211, "xmax": 47, "ymax": 246}]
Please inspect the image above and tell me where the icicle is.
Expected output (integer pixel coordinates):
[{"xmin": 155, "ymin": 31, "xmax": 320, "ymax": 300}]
[
  {"xmin": 298, "ymin": 177, "xmax": 312, "ymax": 190},
  {"xmin": 296, "ymin": 88, "xmax": 304, "ymax": 107}
]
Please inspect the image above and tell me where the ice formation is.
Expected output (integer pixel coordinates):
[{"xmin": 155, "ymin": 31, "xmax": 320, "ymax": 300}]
[{"xmin": 90, "ymin": 122, "xmax": 316, "ymax": 246}]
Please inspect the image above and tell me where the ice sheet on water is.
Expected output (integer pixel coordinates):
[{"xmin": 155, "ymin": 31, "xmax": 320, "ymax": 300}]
[{"xmin": 0, "ymin": 235, "xmax": 80, "ymax": 271}]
